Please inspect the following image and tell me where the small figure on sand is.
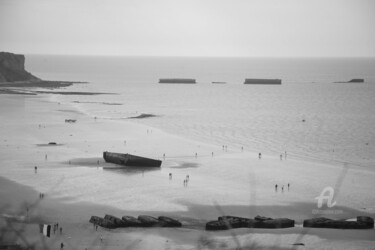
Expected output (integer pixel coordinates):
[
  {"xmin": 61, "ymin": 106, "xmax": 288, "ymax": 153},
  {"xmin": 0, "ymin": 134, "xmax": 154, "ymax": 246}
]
[
  {"xmin": 169, "ymin": 173, "xmax": 172, "ymax": 180},
  {"xmin": 211, "ymin": 152, "xmax": 214, "ymax": 157},
  {"xmin": 60, "ymin": 227, "xmax": 62, "ymax": 235},
  {"xmin": 241, "ymin": 146, "xmax": 244, "ymax": 152},
  {"xmin": 100, "ymin": 235, "xmax": 103, "ymax": 242},
  {"xmin": 280, "ymin": 154, "xmax": 283, "ymax": 160},
  {"xmin": 288, "ymin": 183, "xmax": 290, "ymax": 191},
  {"xmin": 97, "ymin": 160, "xmax": 99, "ymax": 165},
  {"xmin": 45, "ymin": 154, "xmax": 47, "ymax": 160},
  {"xmin": 282, "ymin": 185, "xmax": 284, "ymax": 192},
  {"xmin": 275, "ymin": 184, "xmax": 278, "ymax": 192},
  {"xmin": 186, "ymin": 175, "xmax": 189, "ymax": 181},
  {"xmin": 258, "ymin": 153, "xmax": 262, "ymax": 159},
  {"xmin": 60, "ymin": 242, "xmax": 64, "ymax": 250},
  {"xmin": 96, "ymin": 225, "xmax": 98, "ymax": 231},
  {"xmin": 285, "ymin": 151, "xmax": 287, "ymax": 160},
  {"xmin": 163, "ymin": 153, "xmax": 165, "ymax": 159},
  {"xmin": 195, "ymin": 153, "xmax": 197, "ymax": 158},
  {"xmin": 34, "ymin": 166, "xmax": 37, "ymax": 174}
]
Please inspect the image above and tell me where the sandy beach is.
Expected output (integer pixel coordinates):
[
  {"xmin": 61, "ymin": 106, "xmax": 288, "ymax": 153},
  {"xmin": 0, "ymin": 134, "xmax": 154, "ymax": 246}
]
[{"xmin": 0, "ymin": 88, "xmax": 374, "ymax": 250}]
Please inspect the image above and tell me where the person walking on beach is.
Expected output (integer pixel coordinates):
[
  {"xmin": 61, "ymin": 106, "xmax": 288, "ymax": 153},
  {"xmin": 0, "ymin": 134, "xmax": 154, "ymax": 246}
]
[
  {"xmin": 275, "ymin": 184, "xmax": 278, "ymax": 192},
  {"xmin": 96, "ymin": 225, "xmax": 98, "ymax": 231},
  {"xmin": 34, "ymin": 166, "xmax": 37, "ymax": 174},
  {"xmin": 258, "ymin": 153, "xmax": 262, "ymax": 159},
  {"xmin": 280, "ymin": 154, "xmax": 283, "ymax": 160},
  {"xmin": 282, "ymin": 185, "xmax": 284, "ymax": 193},
  {"xmin": 60, "ymin": 227, "xmax": 62, "ymax": 235},
  {"xmin": 288, "ymin": 183, "xmax": 290, "ymax": 191},
  {"xmin": 60, "ymin": 242, "xmax": 64, "ymax": 250},
  {"xmin": 169, "ymin": 173, "xmax": 172, "ymax": 180},
  {"xmin": 45, "ymin": 154, "xmax": 47, "ymax": 160}
]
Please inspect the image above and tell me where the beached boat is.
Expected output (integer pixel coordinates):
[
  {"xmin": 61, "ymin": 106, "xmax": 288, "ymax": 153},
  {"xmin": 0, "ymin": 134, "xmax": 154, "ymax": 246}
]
[
  {"xmin": 103, "ymin": 151, "xmax": 162, "ymax": 167},
  {"xmin": 244, "ymin": 78, "xmax": 282, "ymax": 84}
]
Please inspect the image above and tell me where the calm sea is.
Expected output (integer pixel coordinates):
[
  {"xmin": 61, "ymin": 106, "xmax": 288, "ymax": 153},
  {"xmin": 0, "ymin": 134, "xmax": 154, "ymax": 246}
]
[{"xmin": 27, "ymin": 55, "xmax": 375, "ymax": 169}]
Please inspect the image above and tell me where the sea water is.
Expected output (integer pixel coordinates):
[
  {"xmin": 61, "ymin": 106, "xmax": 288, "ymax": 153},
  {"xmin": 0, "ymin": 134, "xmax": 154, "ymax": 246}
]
[{"xmin": 27, "ymin": 55, "xmax": 375, "ymax": 169}]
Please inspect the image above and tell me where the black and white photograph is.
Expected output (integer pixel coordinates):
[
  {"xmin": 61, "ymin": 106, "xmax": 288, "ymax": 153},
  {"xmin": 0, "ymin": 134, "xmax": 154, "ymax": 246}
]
[{"xmin": 1, "ymin": 0, "xmax": 374, "ymax": 249}]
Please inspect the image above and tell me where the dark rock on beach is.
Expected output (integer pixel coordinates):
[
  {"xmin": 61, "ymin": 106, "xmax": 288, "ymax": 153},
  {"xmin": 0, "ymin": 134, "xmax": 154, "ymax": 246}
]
[
  {"xmin": 158, "ymin": 216, "xmax": 182, "ymax": 227},
  {"xmin": 206, "ymin": 215, "xmax": 295, "ymax": 231},
  {"xmin": 104, "ymin": 214, "xmax": 126, "ymax": 227},
  {"xmin": 303, "ymin": 216, "xmax": 374, "ymax": 229},
  {"xmin": 137, "ymin": 215, "xmax": 160, "ymax": 227},
  {"xmin": 89, "ymin": 216, "xmax": 116, "ymax": 229},
  {"xmin": 121, "ymin": 216, "xmax": 143, "ymax": 227}
]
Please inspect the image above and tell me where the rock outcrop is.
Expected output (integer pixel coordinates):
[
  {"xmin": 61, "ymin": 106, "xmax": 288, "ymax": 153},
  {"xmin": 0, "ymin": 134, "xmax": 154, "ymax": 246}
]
[
  {"xmin": 206, "ymin": 215, "xmax": 295, "ymax": 231},
  {"xmin": 303, "ymin": 216, "xmax": 374, "ymax": 229},
  {"xmin": 0, "ymin": 52, "xmax": 40, "ymax": 82}
]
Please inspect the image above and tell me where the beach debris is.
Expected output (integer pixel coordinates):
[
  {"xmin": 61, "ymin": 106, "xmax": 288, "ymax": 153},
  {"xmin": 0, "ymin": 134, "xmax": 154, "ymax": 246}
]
[
  {"xmin": 303, "ymin": 216, "xmax": 374, "ymax": 229},
  {"xmin": 103, "ymin": 151, "xmax": 162, "ymax": 167},
  {"xmin": 48, "ymin": 142, "xmax": 57, "ymax": 145},
  {"xmin": 206, "ymin": 215, "xmax": 295, "ymax": 231},
  {"xmin": 65, "ymin": 119, "xmax": 76, "ymax": 123}
]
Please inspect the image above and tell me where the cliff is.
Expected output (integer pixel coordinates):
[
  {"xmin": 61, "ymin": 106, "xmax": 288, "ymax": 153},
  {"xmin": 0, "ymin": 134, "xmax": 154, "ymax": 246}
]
[{"xmin": 0, "ymin": 52, "xmax": 40, "ymax": 82}]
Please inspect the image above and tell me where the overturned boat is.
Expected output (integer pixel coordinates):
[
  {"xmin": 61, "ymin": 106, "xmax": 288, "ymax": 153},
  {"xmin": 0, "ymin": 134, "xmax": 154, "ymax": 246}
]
[{"xmin": 103, "ymin": 152, "xmax": 162, "ymax": 167}]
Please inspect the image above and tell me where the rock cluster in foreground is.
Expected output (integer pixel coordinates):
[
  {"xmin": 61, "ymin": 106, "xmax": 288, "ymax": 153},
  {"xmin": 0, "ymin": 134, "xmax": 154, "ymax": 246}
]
[
  {"xmin": 303, "ymin": 216, "xmax": 374, "ymax": 229},
  {"xmin": 89, "ymin": 214, "xmax": 182, "ymax": 228},
  {"xmin": 206, "ymin": 215, "xmax": 295, "ymax": 230}
]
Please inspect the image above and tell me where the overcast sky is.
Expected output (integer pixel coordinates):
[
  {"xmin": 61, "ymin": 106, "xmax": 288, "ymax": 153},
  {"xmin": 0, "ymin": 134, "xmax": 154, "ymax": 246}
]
[{"xmin": 1, "ymin": 0, "xmax": 374, "ymax": 57}]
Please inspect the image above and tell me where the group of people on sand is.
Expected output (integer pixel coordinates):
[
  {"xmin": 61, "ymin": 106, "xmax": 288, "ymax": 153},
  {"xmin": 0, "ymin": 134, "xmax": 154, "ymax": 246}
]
[
  {"xmin": 53, "ymin": 223, "xmax": 62, "ymax": 235},
  {"xmin": 258, "ymin": 151, "xmax": 287, "ymax": 160},
  {"xmin": 183, "ymin": 175, "xmax": 190, "ymax": 187},
  {"xmin": 275, "ymin": 183, "xmax": 290, "ymax": 193},
  {"xmin": 169, "ymin": 173, "xmax": 190, "ymax": 187}
]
